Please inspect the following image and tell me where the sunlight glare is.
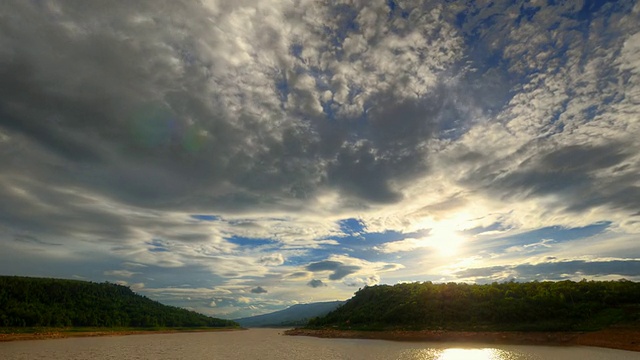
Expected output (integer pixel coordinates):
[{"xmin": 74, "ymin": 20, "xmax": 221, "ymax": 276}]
[
  {"xmin": 436, "ymin": 348, "xmax": 500, "ymax": 360},
  {"xmin": 428, "ymin": 228, "xmax": 465, "ymax": 257}
]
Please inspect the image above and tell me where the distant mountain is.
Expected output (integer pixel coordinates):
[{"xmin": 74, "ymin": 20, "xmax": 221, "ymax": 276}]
[
  {"xmin": 0, "ymin": 275, "xmax": 238, "ymax": 328},
  {"xmin": 235, "ymin": 300, "xmax": 345, "ymax": 327}
]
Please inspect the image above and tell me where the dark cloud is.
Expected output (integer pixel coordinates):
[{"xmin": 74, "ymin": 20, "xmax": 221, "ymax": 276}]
[
  {"xmin": 456, "ymin": 260, "xmax": 640, "ymax": 281},
  {"xmin": 306, "ymin": 261, "xmax": 343, "ymax": 272},
  {"xmin": 0, "ymin": 176, "xmax": 134, "ymax": 240},
  {"xmin": 500, "ymin": 143, "xmax": 629, "ymax": 196},
  {"xmin": 324, "ymin": 80, "xmax": 496, "ymax": 204},
  {"xmin": 329, "ymin": 266, "xmax": 361, "ymax": 281},
  {"xmin": 380, "ymin": 264, "xmax": 403, "ymax": 271},
  {"xmin": 287, "ymin": 272, "xmax": 310, "ymax": 279},
  {"xmin": 307, "ymin": 279, "xmax": 326, "ymax": 288},
  {"xmin": 327, "ymin": 141, "xmax": 403, "ymax": 203},
  {"xmin": 463, "ymin": 142, "xmax": 639, "ymax": 215},
  {"xmin": 0, "ymin": 0, "xmax": 482, "ymax": 218},
  {"xmin": 250, "ymin": 286, "xmax": 268, "ymax": 294},
  {"xmin": 13, "ymin": 234, "xmax": 61, "ymax": 247},
  {"xmin": 324, "ymin": 97, "xmax": 437, "ymax": 204},
  {"xmin": 0, "ymin": 0, "xmax": 330, "ymax": 214},
  {"xmin": 258, "ymin": 254, "xmax": 284, "ymax": 266},
  {"xmin": 0, "ymin": 1, "xmax": 230, "ymax": 208},
  {"xmin": 3, "ymin": 0, "xmax": 612, "ymax": 221},
  {"xmin": 306, "ymin": 261, "xmax": 361, "ymax": 280}
]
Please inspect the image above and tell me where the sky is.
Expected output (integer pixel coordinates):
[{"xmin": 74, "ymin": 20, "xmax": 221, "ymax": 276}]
[{"xmin": 1, "ymin": 0, "xmax": 639, "ymax": 319}]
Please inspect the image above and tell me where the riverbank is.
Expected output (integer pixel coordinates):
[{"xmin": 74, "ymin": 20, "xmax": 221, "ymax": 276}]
[
  {"xmin": 0, "ymin": 327, "xmax": 243, "ymax": 342},
  {"xmin": 284, "ymin": 327, "xmax": 640, "ymax": 352}
]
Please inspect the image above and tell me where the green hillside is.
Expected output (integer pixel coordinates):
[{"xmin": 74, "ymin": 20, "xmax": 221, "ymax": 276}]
[
  {"xmin": 0, "ymin": 276, "xmax": 238, "ymax": 328},
  {"xmin": 308, "ymin": 280, "xmax": 640, "ymax": 331}
]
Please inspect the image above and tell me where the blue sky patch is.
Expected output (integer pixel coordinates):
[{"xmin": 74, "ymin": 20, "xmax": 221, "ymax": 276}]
[
  {"xmin": 493, "ymin": 221, "xmax": 612, "ymax": 248},
  {"xmin": 147, "ymin": 238, "xmax": 169, "ymax": 252},
  {"xmin": 226, "ymin": 236, "xmax": 279, "ymax": 248},
  {"xmin": 339, "ymin": 218, "xmax": 366, "ymax": 235},
  {"xmin": 190, "ymin": 214, "xmax": 220, "ymax": 222}
]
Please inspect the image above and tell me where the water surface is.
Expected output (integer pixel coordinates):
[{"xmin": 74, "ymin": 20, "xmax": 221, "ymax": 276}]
[{"xmin": 1, "ymin": 328, "xmax": 638, "ymax": 359}]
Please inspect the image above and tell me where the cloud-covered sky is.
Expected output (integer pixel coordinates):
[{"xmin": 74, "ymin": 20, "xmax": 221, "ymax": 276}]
[{"xmin": 1, "ymin": 0, "xmax": 639, "ymax": 318}]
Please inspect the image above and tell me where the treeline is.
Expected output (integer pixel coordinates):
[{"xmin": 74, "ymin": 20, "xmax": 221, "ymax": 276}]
[
  {"xmin": 0, "ymin": 276, "xmax": 238, "ymax": 328},
  {"xmin": 309, "ymin": 280, "xmax": 640, "ymax": 331}
]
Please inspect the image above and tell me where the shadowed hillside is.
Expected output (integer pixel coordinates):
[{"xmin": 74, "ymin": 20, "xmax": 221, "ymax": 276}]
[
  {"xmin": 308, "ymin": 280, "xmax": 640, "ymax": 331},
  {"xmin": 0, "ymin": 276, "xmax": 238, "ymax": 328}
]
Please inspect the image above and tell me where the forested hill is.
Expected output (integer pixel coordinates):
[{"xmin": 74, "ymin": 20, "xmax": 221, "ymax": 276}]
[
  {"xmin": 0, "ymin": 276, "xmax": 238, "ymax": 328},
  {"xmin": 308, "ymin": 280, "xmax": 640, "ymax": 331}
]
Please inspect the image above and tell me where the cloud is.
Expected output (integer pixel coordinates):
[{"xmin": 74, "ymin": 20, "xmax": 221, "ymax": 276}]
[
  {"xmin": 374, "ymin": 237, "xmax": 426, "ymax": 254},
  {"xmin": 122, "ymin": 262, "xmax": 148, "ymax": 269},
  {"xmin": 455, "ymin": 260, "xmax": 640, "ymax": 282},
  {"xmin": 258, "ymin": 253, "xmax": 285, "ymax": 266},
  {"xmin": 306, "ymin": 261, "xmax": 343, "ymax": 272},
  {"xmin": 236, "ymin": 297, "xmax": 252, "ymax": 304},
  {"xmin": 287, "ymin": 272, "xmax": 311, "ymax": 279},
  {"xmin": 307, "ymin": 279, "xmax": 326, "ymax": 288},
  {"xmin": 13, "ymin": 234, "xmax": 61, "ymax": 246},
  {"xmin": 466, "ymin": 142, "xmax": 637, "ymax": 213},
  {"xmin": 250, "ymin": 286, "xmax": 268, "ymax": 294},
  {"xmin": 343, "ymin": 275, "xmax": 380, "ymax": 288},
  {"xmin": 0, "ymin": 0, "xmax": 639, "ymax": 319},
  {"xmin": 301, "ymin": 255, "xmax": 402, "ymax": 291},
  {"xmin": 0, "ymin": 0, "xmax": 472, "ymax": 221},
  {"xmin": 306, "ymin": 260, "xmax": 361, "ymax": 280},
  {"xmin": 130, "ymin": 283, "xmax": 145, "ymax": 290},
  {"xmin": 103, "ymin": 270, "xmax": 138, "ymax": 278},
  {"xmin": 329, "ymin": 266, "xmax": 361, "ymax": 281}
]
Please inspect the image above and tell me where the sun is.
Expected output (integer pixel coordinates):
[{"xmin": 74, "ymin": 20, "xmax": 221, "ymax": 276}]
[{"xmin": 428, "ymin": 228, "xmax": 465, "ymax": 257}]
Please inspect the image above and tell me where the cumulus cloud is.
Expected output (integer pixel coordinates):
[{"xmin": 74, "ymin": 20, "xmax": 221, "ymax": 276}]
[
  {"xmin": 307, "ymin": 279, "xmax": 326, "ymax": 288},
  {"xmin": 236, "ymin": 297, "xmax": 252, "ymax": 304},
  {"xmin": 250, "ymin": 286, "xmax": 268, "ymax": 294},
  {"xmin": 343, "ymin": 275, "xmax": 380, "ymax": 288},
  {"xmin": 258, "ymin": 253, "xmax": 285, "ymax": 266},
  {"xmin": 306, "ymin": 260, "xmax": 361, "ymax": 280},
  {"xmin": 302, "ymin": 255, "xmax": 402, "ymax": 291}
]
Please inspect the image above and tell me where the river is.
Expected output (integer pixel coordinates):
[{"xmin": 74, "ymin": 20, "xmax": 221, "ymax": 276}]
[{"xmin": 1, "ymin": 328, "xmax": 638, "ymax": 359}]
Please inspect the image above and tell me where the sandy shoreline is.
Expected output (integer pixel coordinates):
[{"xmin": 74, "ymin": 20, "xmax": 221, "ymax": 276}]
[
  {"xmin": 0, "ymin": 328, "xmax": 243, "ymax": 342},
  {"xmin": 284, "ymin": 327, "xmax": 640, "ymax": 352}
]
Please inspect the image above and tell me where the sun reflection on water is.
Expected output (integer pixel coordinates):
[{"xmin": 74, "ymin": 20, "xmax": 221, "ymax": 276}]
[
  {"xmin": 436, "ymin": 348, "xmax": 499, "ymax": 360},
  {"xmin": 401, "ymin": 347, "xmax": 527, "ymax": 360}
]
